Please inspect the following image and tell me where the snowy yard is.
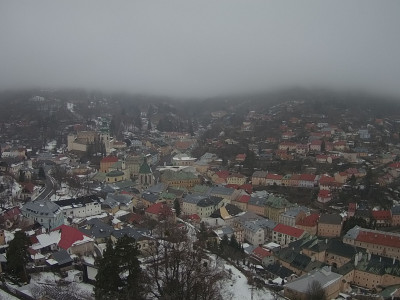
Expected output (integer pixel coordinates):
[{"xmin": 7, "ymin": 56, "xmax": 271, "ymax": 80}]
[
  {"xmin": 221, "ymin": 263, "xmax": 283, "ymax": 300},
  {"xmin": 0, "ymin": 289, "xmax": 19, "ymax": 300}
]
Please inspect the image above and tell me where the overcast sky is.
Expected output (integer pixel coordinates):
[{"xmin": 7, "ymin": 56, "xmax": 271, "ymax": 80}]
[{"xmin": 1, "ymin": 1, "xmax": 399, "ymax": 98}]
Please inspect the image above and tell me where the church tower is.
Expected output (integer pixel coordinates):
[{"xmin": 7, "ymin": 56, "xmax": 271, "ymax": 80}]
[{"xmin": 138, "ymin": 158, "xmax": 154, "ymax": 188}]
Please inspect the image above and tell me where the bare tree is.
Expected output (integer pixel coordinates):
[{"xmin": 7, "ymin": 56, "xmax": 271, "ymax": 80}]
[
  {"xmin": 143, "ymin": 222, "xmax": 226, "ymax": 300},
  {"xmin": 31, "ymin": 281, "xmax": 93, "ymax": 300},
  {"xmin": 306, "ymin": 280, "xmax": 326, "ymax": 300}
]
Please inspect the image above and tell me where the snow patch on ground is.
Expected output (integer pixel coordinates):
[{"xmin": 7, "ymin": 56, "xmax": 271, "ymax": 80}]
[
  {"xmin": 0, "ymin": 289, "xmax": 19, "ymax": 300},
  {"xmin": 221, "ymin": 263, "xmax": 282, "ymax": 300}
]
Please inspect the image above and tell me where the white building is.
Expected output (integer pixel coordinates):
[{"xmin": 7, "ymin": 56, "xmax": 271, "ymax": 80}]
[{"xmin": 54, "ymin": 195, "xmax": 102, "ymax": 218}]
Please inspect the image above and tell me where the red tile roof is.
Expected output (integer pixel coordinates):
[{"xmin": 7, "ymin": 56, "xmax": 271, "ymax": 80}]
[
  {"xmin": 239, "ymin": 184, "xmax": 253, "ymax": 193},
  {"xmin": 216, "ymin": 170, "xmax": 230, "ymax": 179},
  {"xmin": 237, "ymin": 195, "xmax": 251, "ymax": 203},
  {"xmin": 101, "ymin": 156, "xmax": 118, "ymax": 163},
  {"xmin": 187, "ymin": 214, "xmax": 201, "ymax": 221},
  {"xmin": 273, "ymin": 223, "xmax": 304, "ymax": 238},
  {"xmin": 22, "ymin": 182, "xmax": 35, "ymax": 194},
  {"xmin": 299, "ymin": 174, "xmax": 316, "ymax": 181},
  {"xmin": 266, "ymin": 174, "xmax": 283, "ymax": 180},
  {"xmin": 318, "ymin": 190, "xmax": 331, "ymax": 197},
  {"xmin": 30, "ymin": 235, "xmax": 39, "ymax": 245},
  {"xmin": 252, "ymin": 246, "xmax": 272, "ymax": 260},
  {"xmin": 296, "ymin": 213, "xmax": 319, "ymax": 227},
  {"xmin": 356, "ymin": 230, "xmax": 400, "ymax": 248},
  {"xmin": 52, "ymin": 225, "xmax": 89, "ymax": 250},
  {"xmin": 226, "ymin": 184, "xmax": 239, "ymax": 189},
  {"xmin": 145, "ymin": 202, "xmax": 172, "ymax": 216},
  {"xmin": 319, "ymin": 175, "xmax": 335, "ymax": 184},
  {"xmin": 311, "ymin": 140, "xmax": 323, "ymax": 145},
  {"xmin": 372, "ymin": 210, "xmax": 392, "ymax": 220},
  {"xmin": 236, "ymin": 154, "xmax": 246, "ymax": 161},
  {"xmin": 2, "ymin": 207, "xmax": 21, "ymax": 220}
]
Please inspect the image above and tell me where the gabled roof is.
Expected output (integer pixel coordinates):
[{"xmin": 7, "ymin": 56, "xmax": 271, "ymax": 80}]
[
  {"xmin": 319, "ymin": 213, "xmax": 342, "ymax": 225},
  {"xmin": 51, "ymin": 249, "xmax": 73, "ymax": 265},
  {"xmin": 197, "ymin": 196, "xmax": 223, "ymax": 207},
  {"xmin": 248, "ymin": 196, "xmax": 268, "ymax": 207},
  {"xmin": 273, "ymin": 223, "xmax": 304, "ymax": 238},
  {"xmin": 101, "ymin": 156, "xmax": 118, "ymax": 163},
  {"xmin": 392, "ymin": 205, "xmax": 400, "ymax": 215},
  {"xmin": 145, "ymin": 202, "xmax": 173, "ymax": 216},
  {"xmin": 299, "ymin": 174, "xmax": 316, "ymax": 181},
  {"xmin": 54, "ymin": 195, "xmax": 101, "ymax": 208},
  {"xmin": 111, "ymin": 227, "xmax": 150, "ymax": 241},
  {"xmin": 52, "ymin": 225, "xmax": 93, "ymax": 250},
  {"xmin": 237, "ymin": 194, "xmax": 251, "ymax": 203},
  {"xmin": 208, "ymin": 186, "xmax": 236, "ymax": 196},
  {"xmin": 266, "ymin": 174, "xmax": 283, "ymax": 180},
  {"xmin": 215, "ymin": 170, "xmax": 230, "ymax": 179},
  {"xmin": 252, "ymin": 246, "xmax": 272, "ymax": 260},
  {"xmin": 371, "ymin": 210, "xmax": 391, "ymax": 220},
  {"xmin": 356, "ymin": 229, "xmax": 400, "ymax": 248},
  {"xmin": 284, "ymin": 266, "xmax": 342, "ymax": 293},
  {"xmin": 296, "ymin": 213, "xmax": 319, "ymax": 227},
  {"xmin": 22, "ymin": 200, "xmax": 61, "ymax": 217},
  {"xmin": 139, "ymin": 160, "xmax": 152, "ymax": 174}
]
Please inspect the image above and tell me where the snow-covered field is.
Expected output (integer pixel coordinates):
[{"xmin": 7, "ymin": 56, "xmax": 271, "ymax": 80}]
[
  {"xmin": 222, "ymin": 263, "xmax": 283, "ymax": 300},
  {"xmin": 0, "ymin": 289, "xmax": 19, "ymax": 300},
  {"xmin": 8, "ymin": 272, "xmax": 94, "ymax": 299}
]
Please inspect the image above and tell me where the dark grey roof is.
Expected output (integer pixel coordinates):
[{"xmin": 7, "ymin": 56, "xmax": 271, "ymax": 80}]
[
  {"xmin": 248, "ymin": 197, "xmax": 268, "ymax": 207},
  {"xmin": 51, "ymin": 250, "xmax": 73, "ymax": 265},
  {"xmin": 107, "ymin": 194, "xmax": 132, "ymax": 205},
  {"xmin": 326, "ymin": 239, "xmax": 357, "ymax": 258},
  {"xmin": 224, "ymin": 204, "xmax": 243, "ymax": 216},
  {"xmin": 208, "ymin": 186, "xmax": 235, "ymax": 196},
  {"xmin": 141, "ymin": 192, "xmax": 159, "ymax": 203},
  {"xmin": 265, "ymin": 262, "xmax": 294, "ymax": 279},
  {"xmin": 111, "ymin": 227, "xmax": 150, "ymax": 241},
  {"xmin": 80, "ymin": 218, "xmax": 114, "ymax": 239},
  {"xmin": 392, "ymin": 205, "xmax": 400, "ymax": 215},
  {"xmin": 197, "ymin": 196, "xmax": 223, "ymax": 207},
  {"xmin": 54, "ymin": 195, "xmax": 101, "ymax": 208},
  {"xmin": 102, "ymin": 197, "xmax": 119, "ymax": 209},
  {"xmin": 211, "ymin": 204, "xmax": 242, "ymax": 219},
  {"xmin": 284, "ymin": 266, "xmax": 342, "ymax": 293},
  {"xmin": 183, "ymin": 194, "xmax": 207, "ymax": 204},
  {"xmin": 101, "ymin": 185, "xmax": 116, "ymax": 193},
  {"xmin": 145, "ymin": 183, "xmax": 166, "ymax": 194},
  {"xmin": 22, "ymin": 200, "xmax": 61, "ymax": 217},
  {"xmin": 356, "ymin": 254, "xmax": 400, "ymax": 276},
  {"xmin": 319, "ymin": 213, "xmax": 342, "ymax": 225}
]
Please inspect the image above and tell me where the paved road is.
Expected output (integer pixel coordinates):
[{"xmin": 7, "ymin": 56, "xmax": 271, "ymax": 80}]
[{"xmin": 34, "ymin": 166, "xmax": 56, "ymax": 201}]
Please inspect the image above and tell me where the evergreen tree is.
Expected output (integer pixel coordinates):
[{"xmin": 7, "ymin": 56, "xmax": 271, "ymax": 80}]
[
  {"xmin": 94, "ymin": 240, "xmax": 123, "ymax": 300},
  {"xmin": 229, "ymin": 234, "xmax": 239, "ymax": 250},
  {"xmin": 321, "ymin": 139, "xmax": 326, "ymax": 153},
  {"xmin": 197, "ymin": 221, "xmax": 208, "ymax": 246},
  {"xmin": 173, "ymin": 199, "xmax": 181, "ymax": 217},
  {"xmin": 94, "ymin": 237, "xmax": 144, "ymax": 300},
  {"xmin": 18, "ymin": 170, "xmax": 26, "ymax": 183},
  {"xmin": 38, "ymin": 167, "xmax": 46, "ymax": 179},
  {"xmin": 6, "ymin": 231, "xmax": 31, "ymax": 283},
  {"xmin": 115, "ymin": 236, "xmax": 144, "ymax": 300}
]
